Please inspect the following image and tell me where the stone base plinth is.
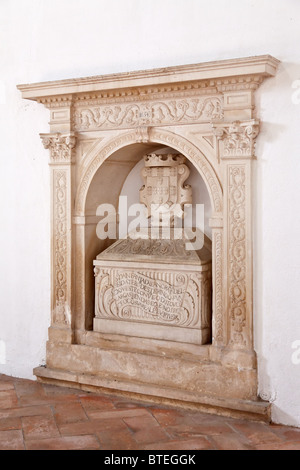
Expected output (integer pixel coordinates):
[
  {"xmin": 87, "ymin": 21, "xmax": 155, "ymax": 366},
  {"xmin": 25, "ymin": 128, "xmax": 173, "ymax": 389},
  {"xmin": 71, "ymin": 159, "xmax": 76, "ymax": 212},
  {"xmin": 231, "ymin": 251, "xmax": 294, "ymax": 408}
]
[{"xmin": 34, "ymin": 332, "xmax": 269, "ymax": 422}]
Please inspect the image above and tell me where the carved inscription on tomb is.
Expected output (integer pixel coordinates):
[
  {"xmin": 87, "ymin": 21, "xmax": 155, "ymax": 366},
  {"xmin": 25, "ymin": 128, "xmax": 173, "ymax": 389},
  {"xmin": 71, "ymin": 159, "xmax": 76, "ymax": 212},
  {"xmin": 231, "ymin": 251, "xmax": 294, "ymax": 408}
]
[
  {"xmin": 94, "ymin": 268, "xmax": 209, "ymax": 328},
  {"xmin": 113, "ymin": 272, "xmax": 185, "ymax": 322}
]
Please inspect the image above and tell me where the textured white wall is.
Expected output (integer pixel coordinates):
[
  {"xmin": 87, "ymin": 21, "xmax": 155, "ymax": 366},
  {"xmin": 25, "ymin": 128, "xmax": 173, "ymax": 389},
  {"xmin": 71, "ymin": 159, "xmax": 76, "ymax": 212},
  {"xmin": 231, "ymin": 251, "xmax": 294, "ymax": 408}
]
[{"xmin": 0, "ymin": 0, "xmax": 299, "ymax": 426}]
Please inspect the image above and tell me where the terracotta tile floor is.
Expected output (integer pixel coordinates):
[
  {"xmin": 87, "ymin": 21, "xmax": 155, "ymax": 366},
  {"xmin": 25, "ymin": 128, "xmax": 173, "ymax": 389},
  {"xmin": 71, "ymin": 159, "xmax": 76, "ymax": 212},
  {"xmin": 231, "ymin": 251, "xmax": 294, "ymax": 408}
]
[{"xmin": 0, "ymin": 374, "xmax": 299, "ymax": 450}]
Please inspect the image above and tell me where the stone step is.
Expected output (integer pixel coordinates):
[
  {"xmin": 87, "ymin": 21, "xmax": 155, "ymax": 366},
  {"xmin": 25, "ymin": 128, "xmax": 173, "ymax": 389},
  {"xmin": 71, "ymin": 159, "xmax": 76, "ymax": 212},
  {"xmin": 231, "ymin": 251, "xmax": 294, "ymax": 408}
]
[{"xmin": 34, "ymin": 366, "xmax": 271, "ymax": 423}]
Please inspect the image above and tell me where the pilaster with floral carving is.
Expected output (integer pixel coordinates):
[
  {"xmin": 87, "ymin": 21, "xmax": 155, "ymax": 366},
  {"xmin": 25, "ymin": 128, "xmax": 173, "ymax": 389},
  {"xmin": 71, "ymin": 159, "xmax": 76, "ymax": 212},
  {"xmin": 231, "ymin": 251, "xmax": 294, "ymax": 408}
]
[
  {"xmin": 213, "ymin": 120, "xmax": 259, "ymax": 350},
  {"xmin": 40, "ymin": 132, "xmax": 77, "ymax": 340}
]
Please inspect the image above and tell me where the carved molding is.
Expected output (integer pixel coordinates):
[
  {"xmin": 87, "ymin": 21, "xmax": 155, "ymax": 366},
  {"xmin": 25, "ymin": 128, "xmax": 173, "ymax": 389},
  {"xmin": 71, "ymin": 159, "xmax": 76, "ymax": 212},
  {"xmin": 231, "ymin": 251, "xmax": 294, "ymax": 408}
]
[
  {"xmin": 53, "ymin": 170, "xmax": 69, "ymax": 325},
  {"xmin": 228, "ymin": 165, "xmax": 247, "ymax": 346},
  {"xmin": 40, "ymin": 132, "xmax": 77, "ymax": 164},
  {"xmin": 213, "ymin": 230, "xmax": 224, "ymax": 344},
  {"xmin": 75, "ymin": 129, "xmax": 223, "ymax": 215},
  {"xmin": 73, "ymin": 96, "xmax": 224, "ymax": 131}
]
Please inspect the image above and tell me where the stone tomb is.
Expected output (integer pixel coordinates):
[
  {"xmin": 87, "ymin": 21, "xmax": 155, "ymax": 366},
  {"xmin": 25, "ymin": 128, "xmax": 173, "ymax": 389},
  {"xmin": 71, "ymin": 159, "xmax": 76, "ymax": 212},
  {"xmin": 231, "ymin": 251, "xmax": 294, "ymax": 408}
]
[
  {"xmin": 94, "ymin": 238, "xmax": 212, "ymax": 345},
  {"xmin": 17, "ymin": 56, "xmax": 280, "ymax": 420},
  {"xmin": 94, "ymin": 152, "xmax": 212, "ymax": 344}
]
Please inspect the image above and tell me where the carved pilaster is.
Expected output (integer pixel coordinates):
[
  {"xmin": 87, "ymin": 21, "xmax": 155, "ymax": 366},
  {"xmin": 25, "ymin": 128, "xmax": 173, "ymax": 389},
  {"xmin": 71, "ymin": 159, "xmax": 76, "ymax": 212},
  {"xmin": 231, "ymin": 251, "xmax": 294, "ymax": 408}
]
[
  {"xmin": 212, "ymin": 121, "xmax": 256, "ymax": 350},
  {"xmin": 227, "ymin": 165, "xmax": 249, "ymax": 347},
  {"xmin": 41, "ymin": 133, "xmax": 77, "ymax": 335}
]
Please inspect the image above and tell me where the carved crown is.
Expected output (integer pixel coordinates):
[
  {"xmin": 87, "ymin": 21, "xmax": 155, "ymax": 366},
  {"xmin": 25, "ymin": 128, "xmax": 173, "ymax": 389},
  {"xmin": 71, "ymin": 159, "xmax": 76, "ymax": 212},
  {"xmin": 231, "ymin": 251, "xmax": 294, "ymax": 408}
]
[{"xmin": 144, "ymin": 153, "xmax": 186, "ymax": 167}]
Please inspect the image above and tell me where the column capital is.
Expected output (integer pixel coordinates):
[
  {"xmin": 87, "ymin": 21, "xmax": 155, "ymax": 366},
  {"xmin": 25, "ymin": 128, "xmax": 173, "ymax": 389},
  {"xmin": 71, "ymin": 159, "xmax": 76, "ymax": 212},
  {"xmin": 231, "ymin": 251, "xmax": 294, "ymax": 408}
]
[
  {"xmin": 212, "ymin": 119, "xmax": 259, "ymax": 159},
  {"xmin": 40, "ymin": 132, "xmax": 77, "ymax": 164}
]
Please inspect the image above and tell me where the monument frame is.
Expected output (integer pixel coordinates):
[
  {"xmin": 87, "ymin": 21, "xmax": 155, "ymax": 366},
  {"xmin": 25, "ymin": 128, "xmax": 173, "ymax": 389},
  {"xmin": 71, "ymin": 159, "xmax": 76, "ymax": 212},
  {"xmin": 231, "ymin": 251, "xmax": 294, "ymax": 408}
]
[{"xmin": 18, "ymin": 55, "xmax": 280, "ymax": 420}]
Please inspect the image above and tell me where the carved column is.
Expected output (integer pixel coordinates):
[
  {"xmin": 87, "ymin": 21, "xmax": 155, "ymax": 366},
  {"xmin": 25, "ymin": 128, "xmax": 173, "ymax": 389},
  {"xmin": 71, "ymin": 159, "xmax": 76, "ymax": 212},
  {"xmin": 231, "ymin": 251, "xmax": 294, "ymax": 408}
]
[
  {"xmin": 213, "ymin": 120, "xmax": 259, "ymax": 363},
  {"xmin": 40, "ymin": 132, "xmax": 76, "ymax": 343}
]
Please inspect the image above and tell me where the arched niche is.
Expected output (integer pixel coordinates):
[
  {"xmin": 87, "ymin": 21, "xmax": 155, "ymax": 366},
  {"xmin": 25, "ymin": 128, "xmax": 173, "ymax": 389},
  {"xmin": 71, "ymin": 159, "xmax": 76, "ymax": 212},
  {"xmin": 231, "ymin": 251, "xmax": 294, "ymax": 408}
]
[{"xmin": 79, "ymin": 138, "xmax": 217, "ymax": 333}]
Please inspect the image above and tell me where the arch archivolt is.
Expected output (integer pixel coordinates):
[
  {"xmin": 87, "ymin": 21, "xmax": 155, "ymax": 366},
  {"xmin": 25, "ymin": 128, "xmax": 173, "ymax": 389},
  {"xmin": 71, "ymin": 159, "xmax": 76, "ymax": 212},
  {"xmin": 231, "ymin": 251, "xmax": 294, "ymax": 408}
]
[{"xmin": 75, "ymin": 127, "xmax": 223, "ymax": 217}]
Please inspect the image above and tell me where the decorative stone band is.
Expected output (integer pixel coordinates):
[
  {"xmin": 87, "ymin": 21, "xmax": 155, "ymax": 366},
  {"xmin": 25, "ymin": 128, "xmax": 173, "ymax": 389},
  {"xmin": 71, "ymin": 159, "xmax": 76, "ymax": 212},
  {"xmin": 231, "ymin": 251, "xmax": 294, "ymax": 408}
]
[
  {"xmin": 40, "ymin": 132, "xmax": 77, "ymax": 164},
  {"xmin": 72, "ymin": 95, "xmax": 224, "ymax": 131},
  {"xmin": 212, "ymin": 120, "xmax": 259, "ymax": 159},
  {"xmin": 52, "ymin": 169, "xmax": 69, "ymax": 326},
  {"xmin": 228, "ymin": 165, "xmax": 249, "ymax": 347}
]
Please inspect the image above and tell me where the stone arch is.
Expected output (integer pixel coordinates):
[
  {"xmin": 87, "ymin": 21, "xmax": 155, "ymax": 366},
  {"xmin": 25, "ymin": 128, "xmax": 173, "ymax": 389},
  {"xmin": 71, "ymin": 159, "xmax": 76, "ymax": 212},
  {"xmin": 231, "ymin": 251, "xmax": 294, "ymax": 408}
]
[{"xmin": 75, "ymin": 128, "xmax": 223, "ymax": 217}]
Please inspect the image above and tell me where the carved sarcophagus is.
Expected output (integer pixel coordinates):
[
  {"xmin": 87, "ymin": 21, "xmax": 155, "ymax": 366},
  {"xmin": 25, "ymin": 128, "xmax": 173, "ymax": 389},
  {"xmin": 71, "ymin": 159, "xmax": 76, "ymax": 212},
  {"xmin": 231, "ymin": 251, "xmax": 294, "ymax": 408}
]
[{"xmin": 94, "ymin": 237, "xmax": 212, "ymax": 345}]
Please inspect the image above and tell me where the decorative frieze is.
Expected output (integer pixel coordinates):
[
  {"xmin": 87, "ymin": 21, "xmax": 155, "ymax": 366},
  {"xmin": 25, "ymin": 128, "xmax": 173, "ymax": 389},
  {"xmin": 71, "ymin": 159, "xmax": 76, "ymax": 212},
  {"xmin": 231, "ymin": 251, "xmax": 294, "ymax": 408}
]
[
  {"xmin": 40, "ymin": 132, "xmax": 77, "ymax": 164},
  {"xmin": 73, "ymin": 96, "xmax": 224, "ymax": 131}
]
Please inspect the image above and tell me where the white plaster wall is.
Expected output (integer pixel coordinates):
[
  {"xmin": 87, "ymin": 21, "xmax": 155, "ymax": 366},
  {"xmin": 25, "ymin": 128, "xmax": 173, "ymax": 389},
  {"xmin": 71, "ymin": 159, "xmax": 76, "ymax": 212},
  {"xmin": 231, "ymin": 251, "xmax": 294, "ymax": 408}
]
[{"xmin": 0, "ymin": 0, "xmax": 299, "ymax": 426}]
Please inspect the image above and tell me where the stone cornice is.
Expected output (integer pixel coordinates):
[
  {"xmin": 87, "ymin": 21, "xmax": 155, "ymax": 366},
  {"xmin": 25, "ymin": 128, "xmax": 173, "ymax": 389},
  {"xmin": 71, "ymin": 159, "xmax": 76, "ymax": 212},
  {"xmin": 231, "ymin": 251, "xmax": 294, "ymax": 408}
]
[{"xmin": 17, "ymin": 55, "xmax": 280, "ymax": 102}]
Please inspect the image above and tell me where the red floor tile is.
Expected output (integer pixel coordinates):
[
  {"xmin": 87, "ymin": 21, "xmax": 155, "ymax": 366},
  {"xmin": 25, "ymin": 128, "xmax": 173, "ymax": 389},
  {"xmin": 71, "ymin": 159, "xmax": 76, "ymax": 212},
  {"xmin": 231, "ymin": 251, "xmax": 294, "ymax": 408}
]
[
  {"xmin": 145, "ymin": 437, "xmax": 214, "ymax": 450},
  {"xmin": 0, "ymin": 417, "xmax": 22, "ymax": 431},
  {"xmin": 210, "ymin": 432, "xmax": 254, "ymax": 450},
  {"xmin": 0, "ymin": 390, "xmax": 18, "ymax": 409},
  {"xmin": 26, "ymin": 435, "xmax": 100, "ymax": 450},
  {"xmin": 123, "ymin": 414, "xmax": 169, "ymax": 444},
  {"xmin": 0, "ymin": 430, "xmax": 25, "ymax": 450},
  {"xmin": 0, "ymin": 382, "xmax": 15, "ymax": 391},
  {"xmin": 52, "ymin": 402, "xmax": 88, "ymax": 425},
  {"xmin": 229, "ymin": 420, "xmax": 282, "ymax": 446},
  {"xmin": 59, "ymin": 417, "xmax": 129, "ymax": 436},
  {"xmin": 22, "ymin": 415, "xmax": 60, "ymax": 441},
  {"xmin": 86, "ymin": 407, "xmax": 151, "ymax": 420},
  {"xmin": 97, "ymin": 428, "xmax": 140, "ymax": 450},
  {"xmin": 0, "ymin": 374, "xmax": 299, "ymax": 451},
  {"xmin": 0, "ymin": 404, "xmax": 53, "ymax": 420}
]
